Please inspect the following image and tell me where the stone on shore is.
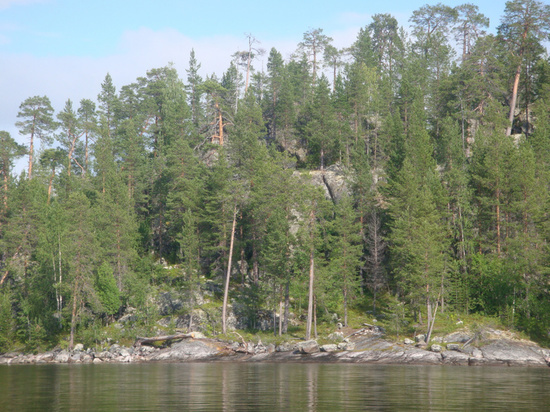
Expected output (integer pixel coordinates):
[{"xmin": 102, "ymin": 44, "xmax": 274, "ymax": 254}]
[
  {"xmin": 320, "ymin": 344, "xmax": 339, "ymax": 352},
  {"xmin": 297, "ymin": 340, "xmax": 319, "ymax": 354}
]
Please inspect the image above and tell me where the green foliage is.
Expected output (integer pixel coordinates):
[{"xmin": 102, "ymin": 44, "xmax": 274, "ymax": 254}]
[
  {"xmin": 0, "ymin": 291, "xmax": 15, "ymax": 353},
  {"xmin": 5, "ymin": 6, "xmax": 550, "ymax": 351},
  {"xmin": 95, "ymin": 262, "xmax": 121, "ymax": 316}
]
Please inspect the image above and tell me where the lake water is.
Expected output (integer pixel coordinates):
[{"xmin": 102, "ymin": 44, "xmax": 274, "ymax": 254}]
[{"xmin": 1, "ymin": 362, "xmax": 549, "ymax": 411}]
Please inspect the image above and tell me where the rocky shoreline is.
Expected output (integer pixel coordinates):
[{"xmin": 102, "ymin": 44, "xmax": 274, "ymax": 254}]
[{"xmin": 2, "ymin": 328, "xmax": 550, "ymax": 368}]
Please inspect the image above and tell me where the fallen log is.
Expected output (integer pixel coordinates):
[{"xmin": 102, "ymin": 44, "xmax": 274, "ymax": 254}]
[{"xmin": 134, "ymin": 332, "xmax": 196, "ymax": 347}]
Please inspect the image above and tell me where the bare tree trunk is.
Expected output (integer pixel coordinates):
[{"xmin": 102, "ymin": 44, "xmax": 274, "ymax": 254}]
[
  {"xmin": 69, "ymin": 283, "xmax": 78, "ymax": 351},
  {"xmin": 222, "ymin": 205, "xmax": 238, "ymax": 334},
  {"xmin": 313, "ymin": 295, "xmax": 318, "ymax": 339},
  {"xmin": 426, "ymin": 299, "xmax": 439, "ymax": 344},
  {"xmin": 28, "ymin": 128, "xmax": 35, "ymax": 179},
  {"xmin": 305, "ymin": 247, "xmax": 315, "ymax": 340},
  {"xmin": 496, "ymin": 188, "xmax": 501, "ymax": 256},
  {"xmin": 305, "ymin": 256, "xmax": 315, "ymax": 339},
  {"xmin": 278, "ymin": 295, "xmax": 283, "ymax": 336},
  {"xmin": 47, "ymin": 168, "xmax": 55, "ymax": 205},
  {"xmin": 507, "ymin": 64, "xmax": 522, "ymax": 136},
  {"xmin": 343, "ymin": 287, "xmax": 348, "ymax": 327},
  {"xmin": 283, "ymin": 280, "xmax": 290, "ymax": 334}
]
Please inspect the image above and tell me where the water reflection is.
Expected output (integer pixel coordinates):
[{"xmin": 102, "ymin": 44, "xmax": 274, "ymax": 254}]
[{"xmin": 0, "ymin": 362, "xmax": 549, "ymax": 411}]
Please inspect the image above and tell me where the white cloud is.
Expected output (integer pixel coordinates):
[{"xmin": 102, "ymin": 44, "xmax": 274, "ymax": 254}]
[
  {"xmin": 0, "ymin": 27, "xmax": 296, "ymax": 145},
  {"xmin": 0, "ymin": 25, "xmax": 356, "ymax": 176}
]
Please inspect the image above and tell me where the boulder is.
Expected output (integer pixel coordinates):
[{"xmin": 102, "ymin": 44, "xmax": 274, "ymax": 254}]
[
  {"xmin": 297, "ymin": 340, "xmax": 319, "ymax": 354},
  {"xmin": 150, "ymin": 340, "xmax": 220, "ymax": 361},
  {"xmin": 441, "ymin": 350, "xmax": 470, "ymax": 366},
  {"xmin": 337, "ymin": 342, "xmax": 355, "ymax": 351},
  {"xmin": 55, "ymin": 351, "xmax": 70, "ymax": 363},
  {"xmin": 81, "ymin": 353, "xmax": 94, "ymax": 363},
  {"xmin": 97, "ymin": 351, "xmax": 113, "ymax": 360},
  {"xmin": 403, "ymin": 338, "xmax": 414, "ymax": 345},
  {"xmin": 430, "ymin": 344, "xmax": 443, "ymax": 353},
  {"xmin": 275, "ymin": 342, "xmax": 296, "ymax": 352},
  {"xmin": 320, "ymin": 344, "xmax": 339, "ymax": 352},
  {"xmin": 109, "ymin": 344, "xmax": 121, "ymax": 354},
  {"xmin": 444, "ymin": 331, "xmax": 473, "ymax": 343},
  {"xmin": 447, "ymin": 344, "xmax": 460, "ymax": 351},
  {"xmin": 480, "ymin": 340, "xmax": 549, "ymax": 366}
]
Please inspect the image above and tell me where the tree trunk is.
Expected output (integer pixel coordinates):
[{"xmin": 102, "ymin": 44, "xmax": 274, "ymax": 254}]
[
  {"xmin": 135, "ymin": 333, "xmax": 195, "ymax": 346},
  {"xmin": 306, "ymin": 247, "xmax": 315, "ymax": 340},
  {"xmin": 222, "ymin": 205, "xmax": 238, "ymax": 334},
  {"xmin": 496, "ymin": 188, "xmax": 501, "ymax": 256},
  {"xmin": 426, "ymin": 299, "xmax": 439, "ymax": 344},
  {"xmin": 343, "ymin": 287, "xmax": 348, "ymax": 327},
  {"xmin": 69, "ymin": 283, "xmax": 78, "ymax": 351},
  {"xmin": 28, "ymin": 126, "xmax": 35, "ymax": 179},
  {"xmin": 313, "ymin": 295, "xmax": 318, "ymax": 339},
  {"xmin": 507, "ymin": 64, "xmax": 522, "ymax": 136},
  {"xmin": 278, "ymin": 295, "xmax": 283, "ymax": 336},
  {"xmin": 283, "ymin": 280, "xmax": 290, "ymax": 334}
]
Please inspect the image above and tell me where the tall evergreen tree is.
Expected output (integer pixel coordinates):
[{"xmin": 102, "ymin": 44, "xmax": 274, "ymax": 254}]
[{"xmin": 16, "ymin": 96, "xmax": 56, "ymax": 179}]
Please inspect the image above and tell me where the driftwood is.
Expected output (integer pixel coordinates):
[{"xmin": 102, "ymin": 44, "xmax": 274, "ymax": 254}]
[
  {"xmin": 134, "ymin": 332, "xmax": 196, "ymax": 347},
  {"xmin": 232, "ymin": 331, "xmax": 254, "ymax": 354},
  {"xmin": 345, "ymin": 324, "xmax": 384, "ymax": 339}
]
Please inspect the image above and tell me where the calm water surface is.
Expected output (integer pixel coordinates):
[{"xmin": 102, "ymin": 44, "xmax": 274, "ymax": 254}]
[{"xmin": 1, "ymin": 362, "xmax": 549, "ymax": 411}]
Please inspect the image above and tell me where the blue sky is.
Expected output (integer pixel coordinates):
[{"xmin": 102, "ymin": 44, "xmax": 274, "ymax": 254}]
[{"xmin": 0, "ymin": 0, "xmax": 512, "ymax": 168}]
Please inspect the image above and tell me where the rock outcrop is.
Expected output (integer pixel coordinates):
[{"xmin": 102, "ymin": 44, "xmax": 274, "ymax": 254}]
[{"xmin": 2, "ymin": 327, "xmax": 549, "ymax": 367}]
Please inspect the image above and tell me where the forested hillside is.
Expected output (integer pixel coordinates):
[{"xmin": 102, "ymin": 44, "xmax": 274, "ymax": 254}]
[{"xmin": 2, "ymin": 0, "xmax": 550, "ymax": 351}]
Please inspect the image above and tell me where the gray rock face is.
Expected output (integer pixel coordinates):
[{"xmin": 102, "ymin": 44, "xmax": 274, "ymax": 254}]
[
  {"xmin": 276, "ymin": 342, "xmax": 297, "ymax": 352},
  {"xmin": 157, "ymin": 292, "xmax": 184, "ymax": 316},
  {"xmin": 430, "ymin": 344, "xmax": 443, "ymax": 353},
  {"xmin": 308, "ymin": 164, "xmax": 350, "ymax": 203},
  {"xmin": 441, "ymin": 350, "xmax": 470, "ymax": 366},
  {"xmin": 320, "ymin": 344, "xmax": 339, "ymax": 352},
  {"xmin": 337, "ymin": 342, "xmax": 355, "ymax": 351},
  {"xmin": 150, "ymin": 340, "xmax": 220, "ymax": 361},
  {"xmin": 54, "ymin": 351, "xmax": 70, "ymax": 363},
  {"xmin": 2, "ymin": 328, "xmax": 549, "ymax": 368},
  {"xmin": 444, "ymin": 331, "xmax": 473, "ymax": 343},
  {"xmin": 297, "ymin": 340, "xmax": 319, "ymax": 354},
  {"xmin": 479, "ymin": 340, "xmax": 549, "ymax": 366}
]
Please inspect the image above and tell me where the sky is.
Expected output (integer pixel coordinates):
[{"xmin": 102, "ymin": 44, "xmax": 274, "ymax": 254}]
[{"xmin": 0, "ymin": 0, "xmax": 512, "ymax": 171}]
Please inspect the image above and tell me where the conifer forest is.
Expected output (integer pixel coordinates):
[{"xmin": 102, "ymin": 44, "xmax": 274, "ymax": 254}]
[{"xmin": 2, "ymin": 0, "xmax": 550, "ymax": 351}]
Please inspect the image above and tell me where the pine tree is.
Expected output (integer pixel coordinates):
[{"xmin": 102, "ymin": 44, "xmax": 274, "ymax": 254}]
[
  {"xmin": 16, "ymin": 96, "xmax": 56, "ymax": 179},
  {"xmin": 0, "ymin": 131, "xmax": 26, "ymax": 222},
  {"xmin": 61, "ymin": 191, "xmax": 99, "ymax": 350},
  {"xmin": 498, "ymin": 0, "xmax": 550, "ymax": 135},
  {"xmin": 387, "ymin": 97, "xmax": 449, "ymax": 338},
  {"xmin": 186, "ymin": 49, "xmax": 204, "ymax": 128},
  {"xmin": 298, "ymin": 75, "xmax": 340, "ymax": 170},
  {"xmin": 328, "ymin": 194, "xmax": 362, "ymax": 326}
]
